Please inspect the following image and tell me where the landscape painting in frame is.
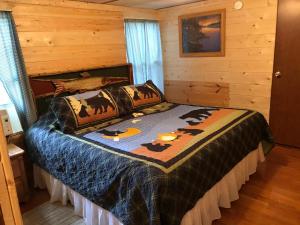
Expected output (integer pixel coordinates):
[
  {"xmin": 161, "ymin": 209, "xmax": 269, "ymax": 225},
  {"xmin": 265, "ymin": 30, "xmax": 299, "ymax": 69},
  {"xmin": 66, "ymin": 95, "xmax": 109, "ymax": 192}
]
[{"xmin": 179, "ymin": 9, "xmax": 226, "ymax": 57}]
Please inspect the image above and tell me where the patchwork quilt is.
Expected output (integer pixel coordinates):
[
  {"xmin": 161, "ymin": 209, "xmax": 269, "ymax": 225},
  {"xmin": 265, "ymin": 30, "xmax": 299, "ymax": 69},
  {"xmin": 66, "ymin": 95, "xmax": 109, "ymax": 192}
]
[{"xmin": 26, "ymin": 102, "xmax": 273, "ymax": 225}]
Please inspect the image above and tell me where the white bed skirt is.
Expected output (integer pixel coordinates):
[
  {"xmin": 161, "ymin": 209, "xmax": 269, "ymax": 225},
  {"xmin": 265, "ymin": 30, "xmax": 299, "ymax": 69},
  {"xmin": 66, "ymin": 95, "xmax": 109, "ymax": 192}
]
[{"xmin": 34, "ymin": 143, "xmax": 265, "ymax": 225}]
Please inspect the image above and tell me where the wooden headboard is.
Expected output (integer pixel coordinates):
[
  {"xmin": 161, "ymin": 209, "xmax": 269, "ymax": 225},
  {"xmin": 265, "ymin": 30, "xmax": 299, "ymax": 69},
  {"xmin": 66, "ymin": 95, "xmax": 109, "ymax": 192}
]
[{"xmin": 29, "ymin": 63, "xmax": 134, "ymax": 116}]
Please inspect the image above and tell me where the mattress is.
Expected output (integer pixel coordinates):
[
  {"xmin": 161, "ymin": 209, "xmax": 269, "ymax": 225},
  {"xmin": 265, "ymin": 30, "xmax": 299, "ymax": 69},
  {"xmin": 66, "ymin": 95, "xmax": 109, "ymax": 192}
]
[{"xmin": 26, "ymin": 102, "xmax": 273, "ymax": 225}]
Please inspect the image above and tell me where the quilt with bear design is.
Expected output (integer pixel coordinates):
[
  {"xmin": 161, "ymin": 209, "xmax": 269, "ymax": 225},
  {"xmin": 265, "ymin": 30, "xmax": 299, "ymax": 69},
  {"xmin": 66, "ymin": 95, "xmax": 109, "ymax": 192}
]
[
  {"xmin": 79, "ymin": 103, "xmax": 259, "ymax": 173},
  {"xmin": 26, "ymin": 102, "xmax": 273, "ymax": 225}
]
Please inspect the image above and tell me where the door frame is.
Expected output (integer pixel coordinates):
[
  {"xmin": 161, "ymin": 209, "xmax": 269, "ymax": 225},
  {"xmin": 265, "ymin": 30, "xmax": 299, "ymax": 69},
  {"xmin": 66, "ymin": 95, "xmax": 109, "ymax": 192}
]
[{"xmin": 0, "ymin": 119, "xmax": 23, "ymax": 225}]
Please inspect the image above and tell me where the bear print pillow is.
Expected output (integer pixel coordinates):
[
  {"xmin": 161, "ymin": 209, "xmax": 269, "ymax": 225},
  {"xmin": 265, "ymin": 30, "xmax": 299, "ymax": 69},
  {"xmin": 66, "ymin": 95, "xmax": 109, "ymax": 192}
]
[
  {"xmin": 121, "ymin": 80, "xmax": 165, "ymax": 111},
  {"xmin": 51, "ymin": 89, "xmax": 125, "ymax": 133}
]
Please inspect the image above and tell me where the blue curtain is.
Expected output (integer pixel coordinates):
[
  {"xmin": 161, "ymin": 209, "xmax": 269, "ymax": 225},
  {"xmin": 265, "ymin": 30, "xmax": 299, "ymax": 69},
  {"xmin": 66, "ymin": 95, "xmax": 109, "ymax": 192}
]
[
  {"xmin": 125, "ymin": 19, "xmax": 164, "ymax": 92},
  {"xmin": 0, "ymin": 12, "xmax": 37, "ymax": 130}
]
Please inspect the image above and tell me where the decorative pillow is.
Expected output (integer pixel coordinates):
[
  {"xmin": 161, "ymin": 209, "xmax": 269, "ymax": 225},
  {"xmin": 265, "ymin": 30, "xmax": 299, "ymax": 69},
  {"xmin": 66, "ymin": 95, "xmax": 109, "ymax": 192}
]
[
  {"xmin": 51, "ymin": 89, "xmax": 126, "ymax": 133},
  {"xmin": 120, "ymin": 80, "xmax": 165, "ymax": 111},
  {"xmin": 30, "ymin": 78, "xmax": 62, "ymax": 116}
]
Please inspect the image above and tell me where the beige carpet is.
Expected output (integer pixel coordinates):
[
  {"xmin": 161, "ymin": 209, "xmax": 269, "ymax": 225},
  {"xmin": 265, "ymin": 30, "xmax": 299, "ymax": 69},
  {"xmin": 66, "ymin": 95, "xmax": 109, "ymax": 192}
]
[{"xmin": 23, "ymin": 202, "xmax": 85, "ymax": 225}]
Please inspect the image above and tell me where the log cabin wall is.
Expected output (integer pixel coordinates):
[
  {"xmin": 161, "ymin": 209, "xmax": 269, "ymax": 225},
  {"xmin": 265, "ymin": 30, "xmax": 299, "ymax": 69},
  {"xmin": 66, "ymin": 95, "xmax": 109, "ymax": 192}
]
[
  {"xmin": 158, "ymin": 0, "xmax": 278, "ymax": 119},
  {"xmin": 1, "ymin": 0, "xmax": 158, "ymax": 76}
]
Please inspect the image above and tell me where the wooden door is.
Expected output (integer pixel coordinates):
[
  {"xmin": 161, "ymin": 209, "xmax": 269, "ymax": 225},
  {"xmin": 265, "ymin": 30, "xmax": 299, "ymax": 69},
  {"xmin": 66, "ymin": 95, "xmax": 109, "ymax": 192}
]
[{"xmin": 270, "ymin": 0, "xmax": 300, "ymax": 148}]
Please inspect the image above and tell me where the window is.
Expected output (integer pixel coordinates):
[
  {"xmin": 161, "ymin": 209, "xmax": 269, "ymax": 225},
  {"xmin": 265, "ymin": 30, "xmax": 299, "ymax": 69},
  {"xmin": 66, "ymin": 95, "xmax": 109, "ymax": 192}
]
[
  {"xmin": 0, "ymin": 11, "xmax": 35, "ymax": 132},
  {"xmin": 0, "ymin": 77, "xmax": 22, "ymax": 133},
  {"xmin": 125, "ymin": 20, "xmax": 164, "ymax": 92},
  {"xmin": 0, "ymin": 81, "xmax": 10, "ymax": 105},
  {"xmin": 0, "ymin": 12, "xmax": 22, "ymax": 133}
]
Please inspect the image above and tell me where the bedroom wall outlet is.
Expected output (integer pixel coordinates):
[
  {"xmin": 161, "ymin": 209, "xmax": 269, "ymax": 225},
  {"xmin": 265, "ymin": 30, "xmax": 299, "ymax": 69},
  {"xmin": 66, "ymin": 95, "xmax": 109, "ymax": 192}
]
[{"xmin": 0, "ymin": 109, "xmax": 13, "ymax": 136}]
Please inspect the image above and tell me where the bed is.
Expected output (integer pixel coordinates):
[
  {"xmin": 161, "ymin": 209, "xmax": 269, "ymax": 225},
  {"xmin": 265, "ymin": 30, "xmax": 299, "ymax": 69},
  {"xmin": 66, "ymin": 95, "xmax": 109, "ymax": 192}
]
[{"xmin": 25, "ymin": 64, "xmax": 273, "ymax": 225}]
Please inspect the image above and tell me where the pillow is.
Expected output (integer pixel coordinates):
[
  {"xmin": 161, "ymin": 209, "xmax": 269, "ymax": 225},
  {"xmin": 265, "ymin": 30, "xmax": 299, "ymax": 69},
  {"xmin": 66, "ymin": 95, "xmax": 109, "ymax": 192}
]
[
  {"xmin": 120, "ymin": 80, "xmax": 165, "ymax": 112},
  {"xmin": 51, "ymin": 89, "xmax": 126, "ymax": 133},
  {"xmin": 29, "ymin": 78, "xmax": 63, "ymax": 116}
]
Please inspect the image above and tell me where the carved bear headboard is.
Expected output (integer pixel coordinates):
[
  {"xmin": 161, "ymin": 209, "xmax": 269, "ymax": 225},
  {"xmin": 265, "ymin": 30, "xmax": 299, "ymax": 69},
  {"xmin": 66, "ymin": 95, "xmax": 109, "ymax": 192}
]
[{"xmin": 29, "ymin": 63, "xmax": 134, "ymax": 116}]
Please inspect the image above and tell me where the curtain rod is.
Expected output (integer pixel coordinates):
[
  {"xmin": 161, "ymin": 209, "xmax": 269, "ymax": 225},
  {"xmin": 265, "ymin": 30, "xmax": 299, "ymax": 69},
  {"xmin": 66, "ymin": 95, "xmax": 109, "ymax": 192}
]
[{"xmin": 125, "ymin": 19, "xmax": 159, "ymax": 22}]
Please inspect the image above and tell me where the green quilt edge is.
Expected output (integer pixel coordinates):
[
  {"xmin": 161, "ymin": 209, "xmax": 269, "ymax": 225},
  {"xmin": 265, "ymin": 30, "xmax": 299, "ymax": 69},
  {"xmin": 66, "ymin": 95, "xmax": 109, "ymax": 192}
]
[{"xmin": 262, "ymin": 140, "xmax": 275, "ymax": 155}]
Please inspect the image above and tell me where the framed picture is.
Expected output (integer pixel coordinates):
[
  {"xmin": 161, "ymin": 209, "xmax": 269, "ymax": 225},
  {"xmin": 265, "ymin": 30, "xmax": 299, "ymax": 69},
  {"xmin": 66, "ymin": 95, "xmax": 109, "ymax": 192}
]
[{"xmin": 178, "ymin": 9, "xmax": 226, "ymax": 57}]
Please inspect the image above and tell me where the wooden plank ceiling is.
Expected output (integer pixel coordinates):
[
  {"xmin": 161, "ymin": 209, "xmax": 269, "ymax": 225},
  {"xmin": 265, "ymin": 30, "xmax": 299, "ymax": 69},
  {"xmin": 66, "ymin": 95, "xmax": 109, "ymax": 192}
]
[{"xmin": 74, "ymin": 0, "xmax": 204, "ymax": 10}]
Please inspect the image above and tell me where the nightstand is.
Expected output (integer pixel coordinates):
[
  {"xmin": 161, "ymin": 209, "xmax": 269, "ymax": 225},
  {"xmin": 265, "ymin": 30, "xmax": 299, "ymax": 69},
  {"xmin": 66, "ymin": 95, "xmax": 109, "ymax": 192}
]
[{"xmin": 8, "ymin": 144, "xmax": 30, "ymax": 203}]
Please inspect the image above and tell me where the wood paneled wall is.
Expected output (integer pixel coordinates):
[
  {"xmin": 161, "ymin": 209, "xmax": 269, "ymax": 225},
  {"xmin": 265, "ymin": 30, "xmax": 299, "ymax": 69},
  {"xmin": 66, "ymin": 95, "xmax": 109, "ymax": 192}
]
[
  {"xmin": 158, "ymin": 0, "xmax": 278, "ymax": 119},
  {"xmin": 1, "ymin": 0, "xmax": 278, "ymax": 118},
  {"xmin": 15, "ymin": 4, "xmax": 127, "ymax": 76},
  {"xmin": 1, "ymin": 0, "xmax": 158, "ymax": 76}
]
